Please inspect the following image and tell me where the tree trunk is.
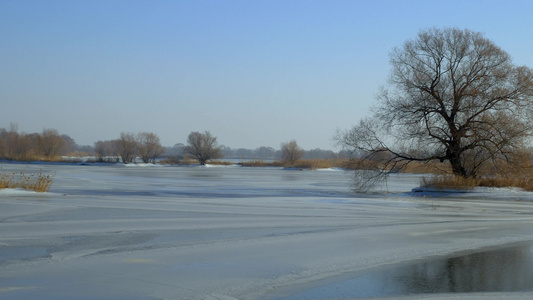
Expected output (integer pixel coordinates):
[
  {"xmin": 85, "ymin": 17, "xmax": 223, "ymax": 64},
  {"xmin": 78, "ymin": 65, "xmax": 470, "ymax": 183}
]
[{"xmin": 448, "ymin": 152, "xmax": 468, "ymax": 177}]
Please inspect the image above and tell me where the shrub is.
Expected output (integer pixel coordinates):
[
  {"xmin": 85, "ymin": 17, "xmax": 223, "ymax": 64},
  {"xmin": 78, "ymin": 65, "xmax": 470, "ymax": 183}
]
[{"xmin": 0, "ymin": 171, "xmax": 53, "ymax": 192}]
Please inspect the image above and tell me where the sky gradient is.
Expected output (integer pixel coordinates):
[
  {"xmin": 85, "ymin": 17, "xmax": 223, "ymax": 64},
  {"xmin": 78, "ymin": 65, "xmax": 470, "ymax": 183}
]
[{"xmin": 2, "ymin": 0, "xmax": 533, "ymax": 150}]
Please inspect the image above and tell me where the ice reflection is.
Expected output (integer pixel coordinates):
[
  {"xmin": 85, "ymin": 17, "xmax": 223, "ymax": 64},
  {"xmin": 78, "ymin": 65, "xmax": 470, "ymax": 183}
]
[{"xmin": 282, "ymin": 243, "xmax": 533, "ymax": 299}]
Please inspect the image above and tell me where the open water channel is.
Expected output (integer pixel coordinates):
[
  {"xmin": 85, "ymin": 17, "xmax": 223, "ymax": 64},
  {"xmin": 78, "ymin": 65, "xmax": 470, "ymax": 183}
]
[{"xmin": 277, "ymin": 242, "xmax": 533, "ymax": 299}]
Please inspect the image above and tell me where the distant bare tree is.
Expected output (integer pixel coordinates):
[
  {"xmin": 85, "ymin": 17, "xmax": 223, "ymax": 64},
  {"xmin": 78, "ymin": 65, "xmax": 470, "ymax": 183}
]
[
  {"xmin": 94, "ymin": 140, "xmax": 115, "ymax": 162},
  {"xmin": 255, "ymin": 146, "xmax": 277, "ymax": 160},
  {"xmin": 113, "ymin": 133, "xmax": 138, "ymax": 164},
  {"xmin": 338, "ymin": 27, "xmax": 533, "ymax": 190},
  {"xmin": 137, "ymin": 132, "xmax": 164, "ymax": 163},
  {"xmin": 304, "ymin": 148, "xmax": 336, "ymax": 159},
  {"xmin": 37, "ymin": 129, "xmax": 66, "ymax": 159},
  {"xmin": 60, "ymin": 134, "xmax": 77, "ymax": 155},
  {"xmin": 281, "ymin": 140, "xmax": 304, "ymax": 166},
  {"xmin": 4, "ymin": 123, "xmax": 33, "ymax": 160},
  {"xmin": 185, "ymin": 131, "xmax": 223, "ymax": 165}
]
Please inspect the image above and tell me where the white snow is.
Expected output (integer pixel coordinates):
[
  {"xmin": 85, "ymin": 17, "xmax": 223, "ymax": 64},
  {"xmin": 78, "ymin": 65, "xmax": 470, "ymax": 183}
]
[
  {"xmin": 122, "ymin": 162, "xmax": 162, "ymax": 167},
  {"xmin": 1, "ymin": 163, "xmax": 533, "ymax": 299},
  {"xmin": 0, "ymin": 188, "xmax": 38, "ymax": 196}
]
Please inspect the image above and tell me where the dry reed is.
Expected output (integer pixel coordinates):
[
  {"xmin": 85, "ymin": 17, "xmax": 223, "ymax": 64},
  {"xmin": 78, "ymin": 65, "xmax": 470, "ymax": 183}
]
[{"xmin": 0, "ymin": 171, "xmax": 53, "ymax": 192}]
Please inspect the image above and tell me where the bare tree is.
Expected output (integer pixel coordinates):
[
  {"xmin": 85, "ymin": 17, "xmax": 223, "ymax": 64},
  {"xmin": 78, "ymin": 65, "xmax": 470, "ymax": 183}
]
[
  {"xmin": 255, "ymin": 146, "xmax": 277, "ymax": 160},
  {"xmin": 4, "ymin": 123, "xmax": 33, "ymax": 161},
  {"xmin": 185, "ymin": 131, "xmax": 222, "ymax": 165},
  {"xmin": 60, "ymin": 134, "xmax": 77, "ymax": 155},
  {"xmin": 137, "ymin": 132, "xmax": 164, "ymax": 163},
  {"xmin": 113, "ymin": 133, "xmax": 138, "ymax": 164},
  {"xmin": 37, "ymin": 129, "xmax": 66, "ymax": 159},
  {"xmin": 338, "ymin": 28, "xmax": 533, "ymax": 190},
  {"xmin": 94, "ymin": 140, "xmax": 115, "ymax": 162},
  {"xmin": 281, "ymin": 140, "xmax": 304, "ymax": 166}
]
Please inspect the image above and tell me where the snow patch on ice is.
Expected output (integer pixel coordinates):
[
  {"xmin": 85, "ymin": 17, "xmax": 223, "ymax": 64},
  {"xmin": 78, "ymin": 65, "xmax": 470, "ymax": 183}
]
[
  {"xmin": 123, "ymin": 163, "xmax": 162, "ymax": 167},
  {"xmin": 413, "ymin": 186, "xmax": 527, "ymax": 194},
  {"xmin": 315, "ymin": 167, "xmax": 345, "ymax": 172},
  {"xmin": 204, "ymin": 164, "xmax": 239, "ymax": 168},
  {"xmin": 0, "ymin": 188, "xmax": 39, "ymax": 196}
]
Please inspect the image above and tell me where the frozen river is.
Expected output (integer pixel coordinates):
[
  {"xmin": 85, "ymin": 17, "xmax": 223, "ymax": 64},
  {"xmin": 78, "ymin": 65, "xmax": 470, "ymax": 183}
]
[{"xmin": 2, "ymin": 163, "xmax": 533, "ymax": 299}]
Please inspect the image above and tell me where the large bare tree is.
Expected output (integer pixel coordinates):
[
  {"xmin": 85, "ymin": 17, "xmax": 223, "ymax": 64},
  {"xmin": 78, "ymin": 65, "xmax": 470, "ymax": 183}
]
[
  {"xmin": 137, "ymin": 132, "xmax": 164, "ymax": 164},
  {"xmin": 338, "ymin": 28, "xmax": 533, "ymax": 189},
  {"xmin": 185, "ymin": 131, "xmax": 222, "ymax": 165}
]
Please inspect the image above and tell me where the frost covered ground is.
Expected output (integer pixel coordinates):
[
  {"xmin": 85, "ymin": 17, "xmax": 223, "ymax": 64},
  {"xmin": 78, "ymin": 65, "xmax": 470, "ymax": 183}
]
[{"xmin": 2, "ymin": 163, "xmax": 533, "ymax": 299}]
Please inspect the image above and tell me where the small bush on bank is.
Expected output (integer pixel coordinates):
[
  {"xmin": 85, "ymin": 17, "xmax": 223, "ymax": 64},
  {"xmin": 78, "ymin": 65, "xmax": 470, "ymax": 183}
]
[{"xmin": 0, "ymin": 172, "xmax": 54, "ymax": 192}]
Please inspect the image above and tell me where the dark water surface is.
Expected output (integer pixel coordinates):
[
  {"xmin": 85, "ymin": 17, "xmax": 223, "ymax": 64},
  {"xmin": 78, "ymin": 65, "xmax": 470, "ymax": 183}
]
[{"xmin": 279, "ymin": 243, "xmax": 533, "ymax": 299}]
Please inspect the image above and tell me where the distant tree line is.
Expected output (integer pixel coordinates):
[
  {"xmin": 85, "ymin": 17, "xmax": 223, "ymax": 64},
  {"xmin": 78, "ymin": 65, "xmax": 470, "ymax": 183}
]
[
  {"xmin": 94, "ymin": 132, "xmax": 164, "ymax": 164},
  {"xmin": 0, "ymin": 124, "xmax": 342, "ymax": 164},
  {"xmin": 0, "ymin": 123, "xmax": 78, "ymax": 161},
  {"xmin": 221, "ymin": 145, "xmax": 339, "ymax": 161}
]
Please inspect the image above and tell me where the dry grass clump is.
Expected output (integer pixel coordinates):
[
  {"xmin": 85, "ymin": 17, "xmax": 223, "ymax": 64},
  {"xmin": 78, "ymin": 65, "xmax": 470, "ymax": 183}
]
[
  {"xmin": 159, "ymin": 156, "xmax": 181, "ymax": 165},
  {"xmin": 0, "ymin": 172, "xmax": 53, "ymax": 192},
  {"xmin": 1, "ymin": 172, "xmax": 53, "ymax": 192},
  {"xmin": 477, "ymin": 176, "xmax": 533, "ymax": 191},
  {"xmin": 421, "ymin": 175, "xmax": 478, "ymax": 190},
  {"xmin": 421, "ymin": 174, "xmax": 533, "ymax": 191}
]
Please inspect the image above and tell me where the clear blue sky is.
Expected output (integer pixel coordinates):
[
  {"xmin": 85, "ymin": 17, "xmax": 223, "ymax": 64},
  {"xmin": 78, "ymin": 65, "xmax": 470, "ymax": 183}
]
[{"xmin": 1, "ymin": 0, "xmax": 532, "ymax": 150}]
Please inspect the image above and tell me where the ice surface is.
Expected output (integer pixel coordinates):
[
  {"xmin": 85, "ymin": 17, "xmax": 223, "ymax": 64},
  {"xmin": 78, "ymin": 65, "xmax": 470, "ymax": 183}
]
[{"xmin": 1, "ymin": 163, "xmax": 533, "ymax": 299}]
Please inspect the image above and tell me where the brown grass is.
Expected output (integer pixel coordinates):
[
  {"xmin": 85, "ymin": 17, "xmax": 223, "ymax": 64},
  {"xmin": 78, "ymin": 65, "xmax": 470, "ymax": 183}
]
[
  {"xmin": 0, "ymin": 171, "xmax": 54, "ymax": 192},
  {"xmin": 477, "ymin": 176, "xmax": 533, "ymax": 191},
  {"xmin": 159, "ymin": 156, "xmax": 182, "ymax": 165},
  {"xmin": 421, "ymin": 174, "xmax": 533, "ymax": 191},
  {"xmin": 239, "ymin": 159, "xmax": 346, "ymax": 169},
  {"xmin": 421, "ymin": 175, "xmax": 477, "ymax": 190}
]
